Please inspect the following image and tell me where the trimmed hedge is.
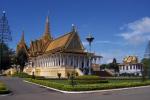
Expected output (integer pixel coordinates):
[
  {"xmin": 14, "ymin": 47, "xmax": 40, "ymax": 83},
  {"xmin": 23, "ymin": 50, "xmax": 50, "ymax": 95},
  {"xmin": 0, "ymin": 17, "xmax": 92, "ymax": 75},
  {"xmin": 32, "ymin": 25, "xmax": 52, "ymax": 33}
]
[
  {"xmin": 75, "ymin": 80, "xmax": 108, "ymax": 84},
  {"xmin": 25, "ymin": 78, "xmax": 150, "ymax": 91},
  {"xmin": 100, "ymin": 77, "xmax": 144, "ymax": 80},
  {"xmin": 75, "ymin": 75, "xmax": 100, "ymax": 80}
]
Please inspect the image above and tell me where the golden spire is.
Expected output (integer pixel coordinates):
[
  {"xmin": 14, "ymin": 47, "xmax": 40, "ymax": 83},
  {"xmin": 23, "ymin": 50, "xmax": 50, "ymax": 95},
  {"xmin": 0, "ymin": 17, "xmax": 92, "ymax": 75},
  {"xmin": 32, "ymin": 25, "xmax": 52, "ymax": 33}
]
[
  {"xmin": 43, "ymin": 15, "xmax": 52, "ymax": 40},
  {"xmin": 20, "ymin": 31, "xmax": 25, "ymax": 43},
  {"xmin": 45, "ymin": 16, "xmax": 50, "ymax": 34}
]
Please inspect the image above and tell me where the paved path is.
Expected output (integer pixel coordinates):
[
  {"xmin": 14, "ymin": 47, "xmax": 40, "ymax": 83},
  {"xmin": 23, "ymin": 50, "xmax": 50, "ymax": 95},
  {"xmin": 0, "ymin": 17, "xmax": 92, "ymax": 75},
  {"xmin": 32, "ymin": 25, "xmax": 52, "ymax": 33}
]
[{"xmin": 0, "ymin": 77, "xmax": 150, "ymax": 100}]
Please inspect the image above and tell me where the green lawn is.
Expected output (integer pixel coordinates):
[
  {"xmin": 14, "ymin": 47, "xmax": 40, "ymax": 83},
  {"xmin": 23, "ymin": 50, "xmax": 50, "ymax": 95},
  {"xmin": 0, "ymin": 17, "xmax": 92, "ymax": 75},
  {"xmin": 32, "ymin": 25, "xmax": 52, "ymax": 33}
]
[
  {"xmin": 14, "ymin": 73, "xmax": 150, "ymax": 91},
  {"xmin": 25, "ymin": 78, "xmax": 150, "ymax": 91},
  {"xmin": 0, "ymin": 82, "xmax": 10, "ymax": 94}
]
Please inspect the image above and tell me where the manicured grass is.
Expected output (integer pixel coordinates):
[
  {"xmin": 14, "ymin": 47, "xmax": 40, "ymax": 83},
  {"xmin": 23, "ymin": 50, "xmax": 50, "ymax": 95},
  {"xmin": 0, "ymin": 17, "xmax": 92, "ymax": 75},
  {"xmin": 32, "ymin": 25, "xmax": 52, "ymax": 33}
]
[
  {"xmin": 14, "ymin": 73, "xmax": 150, "ymax": 91},
  {"xmin": 25, "ymin": 78, "xmax": 150, "ymax": 91},
  {"xmin": 0, "ymin": 82, "xmax": 10, "ymax": 94}
]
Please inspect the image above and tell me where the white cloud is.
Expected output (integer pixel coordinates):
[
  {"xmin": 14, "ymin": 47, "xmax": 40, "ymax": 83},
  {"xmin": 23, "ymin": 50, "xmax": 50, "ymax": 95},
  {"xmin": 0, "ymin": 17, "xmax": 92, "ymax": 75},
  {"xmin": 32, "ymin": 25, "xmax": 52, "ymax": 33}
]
[
  {"xmin": 119, "ymin": 17, "xmax": 150, "ymax": 45},
  {"xmin": 99, "ymin": 52, "xmax": 124, "ymax": 64}
]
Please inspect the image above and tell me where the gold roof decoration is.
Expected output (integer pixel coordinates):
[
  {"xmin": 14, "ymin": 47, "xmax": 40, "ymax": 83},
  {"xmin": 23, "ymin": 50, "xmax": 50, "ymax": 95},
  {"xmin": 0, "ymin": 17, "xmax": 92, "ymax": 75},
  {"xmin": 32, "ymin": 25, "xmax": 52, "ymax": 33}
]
[
  {"xmin": 45, "ymin": 30, "xmax": 85, "ymax": 53},
  {"xmin": 123, "ymin": 56, "xmax": 138, "ymax": 64},
  {"xmin": 46, "ymin": 32, "xmax": 73, "ymax": 52},
  {"xmin": 16, "ymin": 31, "xmax": 28, "ymax": 55},
  {"xmin": 17, "ymin": 16, "xmax": 85, "ymax": 57}
]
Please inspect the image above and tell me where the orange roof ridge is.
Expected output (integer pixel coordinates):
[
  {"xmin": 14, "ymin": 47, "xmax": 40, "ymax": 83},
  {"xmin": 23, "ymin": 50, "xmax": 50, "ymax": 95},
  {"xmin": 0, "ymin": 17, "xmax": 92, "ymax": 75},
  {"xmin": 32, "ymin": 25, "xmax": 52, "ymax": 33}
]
[
  {"xmin": 52, "ymin": 31, "xmax": 74, "ymax": 41},
  {"xmin": 45, "ymin": 31, "xmax": 74, "ymax": 52}
]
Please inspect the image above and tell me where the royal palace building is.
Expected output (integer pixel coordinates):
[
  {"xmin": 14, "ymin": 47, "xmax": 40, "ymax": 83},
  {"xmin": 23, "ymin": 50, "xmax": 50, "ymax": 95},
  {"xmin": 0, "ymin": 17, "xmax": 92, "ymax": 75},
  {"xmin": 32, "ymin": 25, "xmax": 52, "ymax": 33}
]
[
  {"xmin": 16, "ymin": 16, "xmax": 101, "ymax": 78},
  {"xmin": 119, "ymin": 56, "xmax": 143, "ymax": 76}
]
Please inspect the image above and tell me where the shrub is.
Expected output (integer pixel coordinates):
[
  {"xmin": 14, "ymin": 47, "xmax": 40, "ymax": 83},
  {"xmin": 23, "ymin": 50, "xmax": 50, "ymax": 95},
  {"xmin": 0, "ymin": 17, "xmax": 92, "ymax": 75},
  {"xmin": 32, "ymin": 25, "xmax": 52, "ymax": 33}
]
[
  {"xmin": 76, "ymin": 80, "xmax": 109, "ymax": 84},
  {"xmin": 100, "ymin": 77, "xmax": 142, "ymax": 80},
  {"xmin": 0, "ymin": 82, "xmax": 10, "ymax": 94},
  {"xmin": 67, "ymin": 73, "xmax": 70, "ymax": 79},
  {"xmin": 76, "ymin": 75, "xmax": 100, "ymax": 80},
  {"xmin": 12, "ymin": 72, "xmax": 32, "ymax": 78},
  {"xmin": 75, "ymin": 72, "xmax": 79, "ymax": 76}
]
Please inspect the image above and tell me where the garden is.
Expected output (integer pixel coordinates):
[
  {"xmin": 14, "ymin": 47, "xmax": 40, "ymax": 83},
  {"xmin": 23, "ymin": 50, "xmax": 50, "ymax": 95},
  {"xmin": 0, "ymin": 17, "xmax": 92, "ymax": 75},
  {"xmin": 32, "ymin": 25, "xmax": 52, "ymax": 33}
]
[{"xmin": 14, "ymin": 72, "xmax": 150, "ymax": 91}]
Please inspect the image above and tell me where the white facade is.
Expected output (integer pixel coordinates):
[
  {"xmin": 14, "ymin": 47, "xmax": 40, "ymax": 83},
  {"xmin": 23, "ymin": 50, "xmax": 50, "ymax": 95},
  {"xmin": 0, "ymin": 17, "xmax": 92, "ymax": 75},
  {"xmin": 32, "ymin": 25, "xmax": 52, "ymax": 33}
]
[
  {"xmin": 28, "ymin": 52, "xmax": 100, "ymax": 74},
  {"xmin": 119, "ymin": 64, "xmax": 143, "ymax": 76}
]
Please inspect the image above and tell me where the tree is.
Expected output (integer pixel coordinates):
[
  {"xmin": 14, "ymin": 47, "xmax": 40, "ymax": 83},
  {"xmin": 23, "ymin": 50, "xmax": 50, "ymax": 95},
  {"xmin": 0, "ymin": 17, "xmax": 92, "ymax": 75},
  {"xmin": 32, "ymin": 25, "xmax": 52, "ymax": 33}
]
[
  {"xmin": 112, "ymin": 58, "xmax": 119, "ymax": 76},
  {"xmin": 141, "ymin": 58, "xmax": 150, "ymax": 80},
  {"xmin": 0, "ymin": 43, "xmax": 15, "ymax": 70},
  {"xmin": 100, "ymin": 64, "xmax": 109, "ymax": 70},
  {"xmin": 16, "ymin": 48, "xmax": 28, "ymax": 72}
]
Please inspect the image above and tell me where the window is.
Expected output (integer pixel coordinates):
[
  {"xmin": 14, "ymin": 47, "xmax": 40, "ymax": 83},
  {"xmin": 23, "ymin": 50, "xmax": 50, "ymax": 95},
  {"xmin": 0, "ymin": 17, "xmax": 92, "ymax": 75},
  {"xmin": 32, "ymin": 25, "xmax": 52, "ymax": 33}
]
[{"xmin": 126, "ymin": 66, "xmax": 128, "ymax": 70}]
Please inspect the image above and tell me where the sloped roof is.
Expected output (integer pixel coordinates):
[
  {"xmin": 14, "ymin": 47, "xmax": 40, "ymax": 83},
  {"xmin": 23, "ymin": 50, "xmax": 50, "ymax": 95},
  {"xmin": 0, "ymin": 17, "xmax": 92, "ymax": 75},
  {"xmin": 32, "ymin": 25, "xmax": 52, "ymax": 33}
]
[
  {"xmin": 123, "ymin": 56, "xmax": 138, "ymax": 64},
  {"xmin": 45, "ymin": 32, "xmax": 73, "ymax": 52}
]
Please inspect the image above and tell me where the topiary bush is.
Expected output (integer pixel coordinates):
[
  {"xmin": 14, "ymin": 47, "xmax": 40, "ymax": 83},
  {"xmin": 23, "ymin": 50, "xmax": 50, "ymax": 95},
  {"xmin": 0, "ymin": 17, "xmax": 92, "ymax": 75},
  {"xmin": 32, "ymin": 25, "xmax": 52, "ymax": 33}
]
[{"xmin": 57, "ymin": 73, "xmax": 61, "ymax": 79}]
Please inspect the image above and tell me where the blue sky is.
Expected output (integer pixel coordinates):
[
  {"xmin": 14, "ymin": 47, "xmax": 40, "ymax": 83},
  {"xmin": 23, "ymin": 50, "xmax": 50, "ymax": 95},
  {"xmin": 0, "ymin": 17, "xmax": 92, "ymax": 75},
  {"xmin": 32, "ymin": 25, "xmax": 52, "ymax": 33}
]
[{"xmin": 1, "ymin": 0, "xmax": 150, "ymax": 63}]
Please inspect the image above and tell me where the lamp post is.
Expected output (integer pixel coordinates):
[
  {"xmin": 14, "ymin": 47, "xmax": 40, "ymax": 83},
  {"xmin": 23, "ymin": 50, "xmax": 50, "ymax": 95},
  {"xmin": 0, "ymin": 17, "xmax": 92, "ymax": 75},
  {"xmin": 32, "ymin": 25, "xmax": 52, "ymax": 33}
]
[{"xmin": 86, "ymin": 33, "xmax": 94, "ymax": 75}]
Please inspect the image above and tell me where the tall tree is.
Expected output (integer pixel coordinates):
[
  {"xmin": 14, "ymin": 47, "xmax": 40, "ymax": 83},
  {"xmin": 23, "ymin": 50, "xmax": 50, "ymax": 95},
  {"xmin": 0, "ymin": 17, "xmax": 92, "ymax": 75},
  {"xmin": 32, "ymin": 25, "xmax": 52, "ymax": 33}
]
[
  {"xmin": 112, "ymin": 58, "xmax": 119, "ymax": 76},
  {"xmin": 141, "ymin": 58, "xmax": 150, "ymax": 80},
  {"xmin": 16, "ymin": 48, "xmax": 28, "ymax": 72},
  {"xmin": 0, "ymin": 43, "xmax": 14, "ymax": 70}
]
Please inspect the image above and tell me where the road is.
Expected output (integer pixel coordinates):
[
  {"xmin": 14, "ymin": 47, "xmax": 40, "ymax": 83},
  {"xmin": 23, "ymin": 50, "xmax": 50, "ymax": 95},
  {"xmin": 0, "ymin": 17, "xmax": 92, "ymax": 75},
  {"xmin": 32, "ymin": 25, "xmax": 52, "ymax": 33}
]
[{"xmin": 0, "ymin": 77, "xmax": 150, "ymax": 100}]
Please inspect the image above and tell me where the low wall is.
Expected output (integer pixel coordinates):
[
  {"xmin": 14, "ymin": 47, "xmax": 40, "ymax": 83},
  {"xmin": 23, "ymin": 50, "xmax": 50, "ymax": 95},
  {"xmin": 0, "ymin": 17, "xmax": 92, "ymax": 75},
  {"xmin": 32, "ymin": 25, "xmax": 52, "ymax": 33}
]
[{"xmin": 24, "ymin": 66, "xmax": 83, "ymax": 78}]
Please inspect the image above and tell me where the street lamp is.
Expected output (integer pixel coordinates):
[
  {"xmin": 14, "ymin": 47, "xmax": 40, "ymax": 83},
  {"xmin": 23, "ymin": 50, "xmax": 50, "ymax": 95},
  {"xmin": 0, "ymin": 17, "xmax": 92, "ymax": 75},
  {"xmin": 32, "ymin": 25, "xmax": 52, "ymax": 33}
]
[{"xmin": 86, "ymin": 33, "xmax": 94, "ymax": 75}]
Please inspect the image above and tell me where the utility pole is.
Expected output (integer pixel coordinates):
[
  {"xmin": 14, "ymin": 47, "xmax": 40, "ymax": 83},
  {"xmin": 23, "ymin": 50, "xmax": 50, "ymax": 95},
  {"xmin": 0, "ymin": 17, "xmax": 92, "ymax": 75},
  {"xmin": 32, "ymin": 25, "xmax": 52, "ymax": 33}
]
[{"xmin": 0, "ymin": 11, "xmax": 12, "ymax": 73}]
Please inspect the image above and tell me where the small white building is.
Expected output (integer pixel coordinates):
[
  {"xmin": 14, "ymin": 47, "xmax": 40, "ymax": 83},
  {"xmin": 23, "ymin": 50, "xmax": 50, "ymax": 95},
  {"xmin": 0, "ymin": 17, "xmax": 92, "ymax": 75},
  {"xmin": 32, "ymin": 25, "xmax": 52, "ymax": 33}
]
[{"xmin": 119, "ymin": 56, "xmax": 143, "ymax": 76}]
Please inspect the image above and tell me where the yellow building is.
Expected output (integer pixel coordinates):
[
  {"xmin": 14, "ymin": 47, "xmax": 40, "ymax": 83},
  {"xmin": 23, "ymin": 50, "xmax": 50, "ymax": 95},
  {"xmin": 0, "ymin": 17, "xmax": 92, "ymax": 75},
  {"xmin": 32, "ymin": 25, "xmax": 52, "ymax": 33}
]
[{"xmin": 16, "ymin": 16, "xmax": 101, "ymax": 78}]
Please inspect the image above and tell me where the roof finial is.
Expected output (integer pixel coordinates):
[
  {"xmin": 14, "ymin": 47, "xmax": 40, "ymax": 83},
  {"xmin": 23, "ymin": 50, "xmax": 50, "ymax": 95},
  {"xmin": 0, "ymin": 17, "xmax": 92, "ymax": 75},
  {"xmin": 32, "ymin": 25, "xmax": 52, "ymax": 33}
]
[
  {"xmin": 45, "ymin": 15, "xmax": 50, "ymax": 34},
  {"xmin": 20, "ymin": 30, "xmax": 25, "ymax": 43},
  {"xmin": 43, "ymin": 13, "xmax": 52, "ymax": 40}
]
